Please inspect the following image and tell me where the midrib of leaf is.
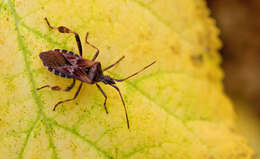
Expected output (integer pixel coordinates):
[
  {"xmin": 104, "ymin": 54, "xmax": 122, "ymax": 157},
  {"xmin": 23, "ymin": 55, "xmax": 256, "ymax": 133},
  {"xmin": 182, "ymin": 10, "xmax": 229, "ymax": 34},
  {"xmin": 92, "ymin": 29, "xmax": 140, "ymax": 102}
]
[
  {"xmin": 7, "ymin": 1, "xmax": 58, "ymax": 159},
  {"xmin": 7, "ymin": 1, "xmax": 112, "ymax": 159}
]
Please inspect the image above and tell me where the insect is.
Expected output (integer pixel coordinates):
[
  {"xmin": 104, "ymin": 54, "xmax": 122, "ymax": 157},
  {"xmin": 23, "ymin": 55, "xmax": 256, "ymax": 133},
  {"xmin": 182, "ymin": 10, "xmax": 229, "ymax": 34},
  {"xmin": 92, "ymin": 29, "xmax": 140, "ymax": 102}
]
[{"xmin": 37, "ymin": 17, "xmax": 156, "ymax": 129}]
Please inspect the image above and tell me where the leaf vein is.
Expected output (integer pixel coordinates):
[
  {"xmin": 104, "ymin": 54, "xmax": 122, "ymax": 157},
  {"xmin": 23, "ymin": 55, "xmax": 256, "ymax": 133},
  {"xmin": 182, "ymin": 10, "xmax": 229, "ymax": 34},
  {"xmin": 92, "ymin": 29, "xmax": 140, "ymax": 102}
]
[
  {"xmin": 50, "ymin": 119, "xmax": 113, "ymax": 159},
  {"xmin": 129, "ymin": 0, "xmax": 194, "ymax": 48},
  {"xmin": 18, "ymin": 116, "xmax": 41, "ymax": 159},
  {"xmin": 7, "ymin": 1, "xmax": 58, "ymax": 158}
]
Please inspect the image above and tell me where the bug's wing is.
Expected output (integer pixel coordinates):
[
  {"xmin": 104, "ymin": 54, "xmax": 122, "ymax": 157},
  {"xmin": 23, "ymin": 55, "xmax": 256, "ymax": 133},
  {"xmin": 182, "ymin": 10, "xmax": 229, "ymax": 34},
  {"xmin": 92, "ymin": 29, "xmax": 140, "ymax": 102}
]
[
  {"xmin": 55, "ymin": 65, "xmax": 92, "ymax": 83},
  {"xmin": 62, "ymin": 52, "xmax": 95, "ymax": 67},
  {"xmin": 40, "ymin": 50, "xmax": 70, "ymax": 67}
]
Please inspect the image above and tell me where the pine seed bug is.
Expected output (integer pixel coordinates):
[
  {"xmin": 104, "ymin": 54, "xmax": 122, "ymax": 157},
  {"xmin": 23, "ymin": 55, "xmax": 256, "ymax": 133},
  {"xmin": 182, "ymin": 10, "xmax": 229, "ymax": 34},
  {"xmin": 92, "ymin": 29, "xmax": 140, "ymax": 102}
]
[{"xmin": 37, "ymin": 17, "xmax": 156, "ymax": 129}]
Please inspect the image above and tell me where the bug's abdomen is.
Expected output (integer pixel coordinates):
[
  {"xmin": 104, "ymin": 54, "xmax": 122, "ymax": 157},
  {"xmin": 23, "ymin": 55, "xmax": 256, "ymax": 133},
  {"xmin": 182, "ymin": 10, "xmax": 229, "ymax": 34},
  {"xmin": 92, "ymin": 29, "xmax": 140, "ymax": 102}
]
[
  {"xmin": 39, "ymin": 50, "xmax": 74, "ymax": 79},
  {"xmin": 45, "ymin": 66, "xmax": 73, "ymax": 79},
  {"xmin": 39, "ymin": 50, "xmax": 71, "ymax": 67},
  {"xmin": 39, "ymin": 49, "xmax": 93, "ymax": 81}
]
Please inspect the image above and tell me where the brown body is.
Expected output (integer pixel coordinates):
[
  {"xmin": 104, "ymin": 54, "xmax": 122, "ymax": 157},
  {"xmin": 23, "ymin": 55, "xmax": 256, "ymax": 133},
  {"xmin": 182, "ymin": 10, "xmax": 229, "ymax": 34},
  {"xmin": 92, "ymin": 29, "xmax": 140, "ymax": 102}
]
[
  {"xmin": 37, "ymin": 18, "xmax": 156, "ymax": 129},
  {"xmin": 39, "ymin": 49, "xmax": 103, "ymax": 84}
]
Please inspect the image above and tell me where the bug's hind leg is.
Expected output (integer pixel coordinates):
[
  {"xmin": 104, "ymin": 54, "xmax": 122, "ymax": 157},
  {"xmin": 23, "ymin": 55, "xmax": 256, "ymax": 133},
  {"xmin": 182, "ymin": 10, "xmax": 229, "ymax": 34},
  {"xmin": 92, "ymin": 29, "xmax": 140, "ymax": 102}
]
[
  {"xmin": 53, "ymin": 82, "xmax": 83, "ymax": 111},
  {"xmin": 44, "ymin": 17, "xmax": 83, "ymax": 56},
  {"xmin": 37, "ymin": 79, "xmax": 75, "ymax": 92},
  {"xmin": 85, "ymin": 32, "xmax": 100, "ymax": 61},
  {"xmin": 96, "ymin": 83, "xmax": 109, "ymax": 114}
]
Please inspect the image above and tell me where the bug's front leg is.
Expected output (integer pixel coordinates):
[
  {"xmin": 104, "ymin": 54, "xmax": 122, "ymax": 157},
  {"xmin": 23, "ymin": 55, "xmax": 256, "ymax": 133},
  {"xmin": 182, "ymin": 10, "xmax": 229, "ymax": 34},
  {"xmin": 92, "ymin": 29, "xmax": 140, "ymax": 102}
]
[
  {"xmin": 37, "ymin": 79, "xmax": 76, "ymax": 92},
  {"xmin": 110, "ymin": 84, "xmax": 130, "ymax": 129},
  {"xmin": 103, "ymin": 56, "xmax": 125, "ymax": 72},
  {"xmin": 85, "ymin": 32, "xmax": 100, "ymax": 61},
  {"xmin": 96, "ymin": 83, "xmax": 109, "ymax": 114}
]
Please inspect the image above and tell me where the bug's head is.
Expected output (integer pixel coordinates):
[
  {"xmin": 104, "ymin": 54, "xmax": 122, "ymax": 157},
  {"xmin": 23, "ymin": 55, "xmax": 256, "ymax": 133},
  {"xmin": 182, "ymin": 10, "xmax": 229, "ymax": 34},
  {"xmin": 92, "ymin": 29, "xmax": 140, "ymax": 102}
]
[{"xmin": 100, "ymin": 75, "xmax": 116, "ymax": 85}]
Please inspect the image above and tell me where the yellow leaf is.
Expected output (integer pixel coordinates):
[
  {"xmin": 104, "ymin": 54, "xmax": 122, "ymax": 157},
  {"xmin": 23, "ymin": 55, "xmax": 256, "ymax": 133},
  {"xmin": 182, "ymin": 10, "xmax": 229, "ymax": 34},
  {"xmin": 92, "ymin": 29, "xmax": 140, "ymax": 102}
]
[{"xmin": 0, "ymin": 0, "xmax": 254, "ymax": 158}]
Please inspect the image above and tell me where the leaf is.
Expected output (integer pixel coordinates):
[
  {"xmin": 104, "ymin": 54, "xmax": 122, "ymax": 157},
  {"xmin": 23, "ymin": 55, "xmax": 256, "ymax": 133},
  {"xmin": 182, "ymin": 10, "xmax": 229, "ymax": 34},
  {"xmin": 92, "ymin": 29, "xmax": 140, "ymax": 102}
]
[{"xmin": 0, "ymin": 0, "xmax": 254, "ymax": 159}]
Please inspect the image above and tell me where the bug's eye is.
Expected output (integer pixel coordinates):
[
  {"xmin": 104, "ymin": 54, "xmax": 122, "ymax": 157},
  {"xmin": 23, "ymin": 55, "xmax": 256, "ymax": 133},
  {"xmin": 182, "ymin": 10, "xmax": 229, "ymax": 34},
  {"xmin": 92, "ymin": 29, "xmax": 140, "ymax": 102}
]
[{"xmin": 85, "ymin": 67, "xmax": 90, "ymax": 74}]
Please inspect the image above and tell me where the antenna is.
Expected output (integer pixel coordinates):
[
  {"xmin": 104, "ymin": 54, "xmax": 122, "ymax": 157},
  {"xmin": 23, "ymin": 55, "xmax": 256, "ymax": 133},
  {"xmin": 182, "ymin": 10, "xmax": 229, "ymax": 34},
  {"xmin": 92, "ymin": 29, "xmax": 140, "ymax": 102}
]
[
  {"xmin": 114, "ymin": 61, "xmax": 156, "ymax": 82},
  {"xmin": 110, "ymin": 84, "xmax": 130, "ymax": 129}
]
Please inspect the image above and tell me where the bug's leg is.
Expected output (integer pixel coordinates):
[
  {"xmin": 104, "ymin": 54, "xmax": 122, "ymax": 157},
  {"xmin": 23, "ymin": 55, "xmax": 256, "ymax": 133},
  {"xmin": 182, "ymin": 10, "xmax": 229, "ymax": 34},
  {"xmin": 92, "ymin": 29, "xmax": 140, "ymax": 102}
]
[
  {"xmin": 37, "ymin": 79, "xmax": 76, "ymax": 92},
  {"xmin": 103, "ymin": 56, "xmax": 125, "ymax": 72},
  {"xmin": 110, "ymin": 84, "xmax": 130, "ymax": 129},
  {"xmin": 64, "ymin": 79, "xmax": 76, "ymax": 91},
  {"xmin": 85, "ymin": 32, "xmax": 100, "ymax": 61},
  {"xmin": 53, "ymin": 82, "xmax": 83, "ymax": 111},
  {"xmin": 96, "ymin": 83, "xmax": 108, "ymax": 114},
  {"xmin": 44, "ymin": 17, "xmax": 83, "ymax": 56}
]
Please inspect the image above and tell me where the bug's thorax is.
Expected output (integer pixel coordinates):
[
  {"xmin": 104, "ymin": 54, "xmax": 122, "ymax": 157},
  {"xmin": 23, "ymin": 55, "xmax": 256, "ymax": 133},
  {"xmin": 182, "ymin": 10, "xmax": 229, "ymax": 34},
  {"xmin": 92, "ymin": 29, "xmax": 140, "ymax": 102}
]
[
  {"xmin": 86, "ymin": 62, "xmax": 102, "ymax": 83},
  {"xmin": 85, "ymin": 61, "xmax": 115, "ymax": 85}
]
